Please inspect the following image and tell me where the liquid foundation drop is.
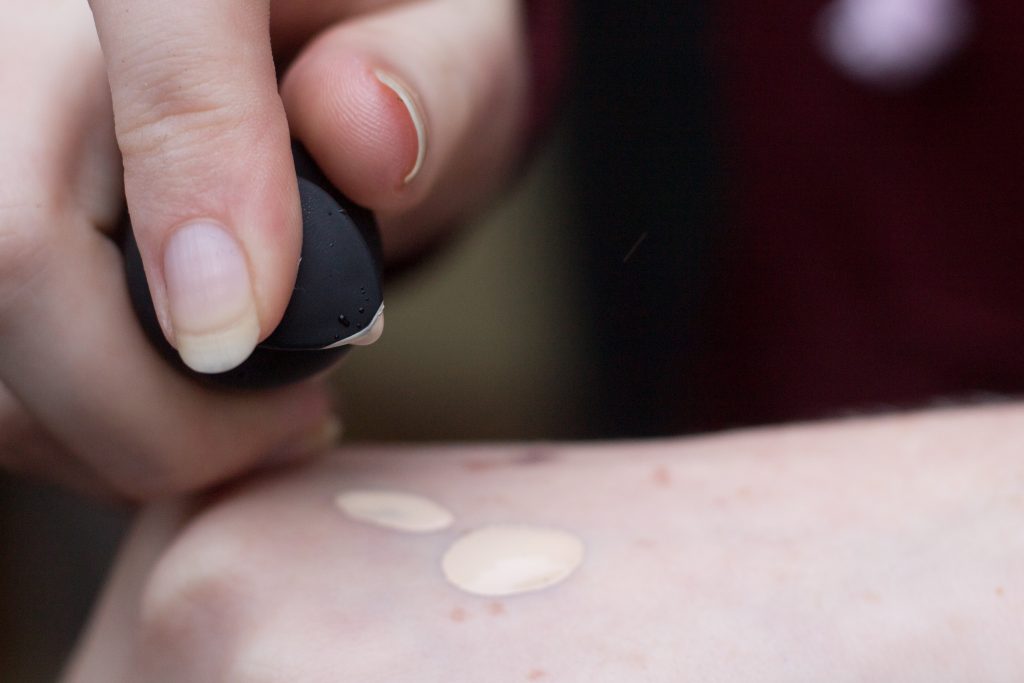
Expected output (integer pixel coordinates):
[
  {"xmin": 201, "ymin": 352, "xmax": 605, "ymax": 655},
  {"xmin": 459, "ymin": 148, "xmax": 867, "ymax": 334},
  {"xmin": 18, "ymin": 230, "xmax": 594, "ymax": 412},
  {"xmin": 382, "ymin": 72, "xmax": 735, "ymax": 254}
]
[
  {"xmin": 442, "ymin": 525, "xmax": 585, "ymax": 597},
  {"xmin": 335, "ymin": 490, "xmax": 454, "ymax": 533}
]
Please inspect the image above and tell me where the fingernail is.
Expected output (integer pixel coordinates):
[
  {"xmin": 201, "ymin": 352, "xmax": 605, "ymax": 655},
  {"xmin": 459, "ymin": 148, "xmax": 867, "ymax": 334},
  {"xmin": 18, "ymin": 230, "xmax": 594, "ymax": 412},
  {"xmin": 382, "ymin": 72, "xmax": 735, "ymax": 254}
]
[
  {"xmin": 374, "ymin": 69, "xmax": 426, "ymax": 185},
  {"xmin": 268, "ymin": 415, "xmax": 343, "ymax": 465},
  {"xmin": 163, "ymin": 221, "xmax": 260, "ymax": 373}
]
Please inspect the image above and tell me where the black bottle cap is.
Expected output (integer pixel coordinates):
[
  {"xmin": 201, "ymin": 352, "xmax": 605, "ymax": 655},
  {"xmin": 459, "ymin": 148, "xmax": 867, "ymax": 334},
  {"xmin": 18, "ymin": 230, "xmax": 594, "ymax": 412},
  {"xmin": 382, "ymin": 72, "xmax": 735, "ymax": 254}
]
[{"xmin": 122, "ymin": 142, "xmax": 383, "ymax": 390}]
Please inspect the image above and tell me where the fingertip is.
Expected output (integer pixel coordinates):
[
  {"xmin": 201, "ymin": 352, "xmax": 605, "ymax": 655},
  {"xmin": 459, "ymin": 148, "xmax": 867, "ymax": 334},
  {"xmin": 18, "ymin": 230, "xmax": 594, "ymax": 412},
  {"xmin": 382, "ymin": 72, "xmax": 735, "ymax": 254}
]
[
  {"xmin": 282, "ymin": 50, "xmax": 425, "ymax": 209},
  {"xmin": 162, "ymin": 220, "xmax": 261, "ymax": 373},
  {"xmin": 91, "ymin": 0, "xmax": 303, "ymax": 348}
]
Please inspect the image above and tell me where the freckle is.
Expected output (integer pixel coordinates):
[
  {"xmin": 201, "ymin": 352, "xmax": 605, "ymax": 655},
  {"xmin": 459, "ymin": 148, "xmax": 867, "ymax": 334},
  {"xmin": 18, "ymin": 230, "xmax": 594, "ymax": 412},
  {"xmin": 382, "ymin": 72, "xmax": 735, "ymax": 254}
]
[
  {"xmin": 996, "ymin": 586, "xmax": 1005, "ymax": 597},
  {"xmin": 735, "ymin": 486, "xmax": 753, "ymax": 499},
  {"xmin": 946, "ymin": 615, "xmax": 967, "ymax": 634},
  {"xmin": 652, "ymin": 466, "xmax": 671, "ymax": 487},
  {"xmin": 527, "ymin": 669, "xmax": 546, "ymax": 680},
  {"xmin": 489, "ymin": 601, "xmax": 506, "ymax": 616},
  {"xmin": 634, "ymin": 538, "xmax": 657, "ymax": 549},
  {"xmin": 862, "ymin": 591, "xmax": 882, "ymax": 604},
  {"xmin": 449, "ymin": 607, "xmax": 467, "ymax": 623}
]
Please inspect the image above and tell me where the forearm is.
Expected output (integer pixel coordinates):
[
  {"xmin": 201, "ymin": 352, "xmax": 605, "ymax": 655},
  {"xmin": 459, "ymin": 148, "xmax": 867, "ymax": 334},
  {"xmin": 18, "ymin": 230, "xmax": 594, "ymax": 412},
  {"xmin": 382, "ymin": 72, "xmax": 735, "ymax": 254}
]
[{"xmin": 67, "ymin": 404, "xmax": 1024, "ymax": 681}]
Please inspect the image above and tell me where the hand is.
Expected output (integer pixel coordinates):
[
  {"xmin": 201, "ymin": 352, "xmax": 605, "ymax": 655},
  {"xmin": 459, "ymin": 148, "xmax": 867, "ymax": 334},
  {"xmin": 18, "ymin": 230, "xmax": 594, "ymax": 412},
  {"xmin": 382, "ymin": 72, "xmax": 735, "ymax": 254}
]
[
  {"xmin": 88, "ymin": 0, "xmax": 529, "ymax": 372},
  {"xmin": 66, "ymin": 406, "xmax": 1024, "ymax": 680},
  {"xmin": 0, "ymin": 2, "xmax": 335, "ymax": 499},
  {"xmin": 0, "ymin": 0, "xmax": 529, "ymax": 499}
]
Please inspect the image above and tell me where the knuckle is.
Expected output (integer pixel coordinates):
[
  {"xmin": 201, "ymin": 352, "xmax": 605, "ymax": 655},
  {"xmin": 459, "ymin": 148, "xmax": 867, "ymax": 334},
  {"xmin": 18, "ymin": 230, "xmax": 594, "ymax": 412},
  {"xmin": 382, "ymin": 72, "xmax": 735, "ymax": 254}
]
[
  {"xmin": 116, "ymin": 96, "xmax": 252, "ymax": 166},
  {"xmin": 113, "ymin": 47, "xmax": 260, "ymax": 163}
]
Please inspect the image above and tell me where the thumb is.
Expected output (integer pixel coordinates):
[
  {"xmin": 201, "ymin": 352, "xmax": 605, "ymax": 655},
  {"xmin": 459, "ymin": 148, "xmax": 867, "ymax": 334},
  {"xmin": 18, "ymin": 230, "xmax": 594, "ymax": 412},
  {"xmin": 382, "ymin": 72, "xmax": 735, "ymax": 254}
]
[{"xmin": 89, "ymin": 0, "xmax": 301, "ymax": 373}]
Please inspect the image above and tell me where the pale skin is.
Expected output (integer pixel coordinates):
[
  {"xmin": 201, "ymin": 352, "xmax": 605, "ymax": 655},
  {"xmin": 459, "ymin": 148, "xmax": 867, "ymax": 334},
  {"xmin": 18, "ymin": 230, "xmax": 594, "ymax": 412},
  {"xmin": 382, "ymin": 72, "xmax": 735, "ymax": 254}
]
[
  {"xmin": 66, "ymin": 405, "xmax": 1024, "ymax": 681},
  {"xmin": 0, "ymin": 0, "xmax": 527, "ymax": 498}
]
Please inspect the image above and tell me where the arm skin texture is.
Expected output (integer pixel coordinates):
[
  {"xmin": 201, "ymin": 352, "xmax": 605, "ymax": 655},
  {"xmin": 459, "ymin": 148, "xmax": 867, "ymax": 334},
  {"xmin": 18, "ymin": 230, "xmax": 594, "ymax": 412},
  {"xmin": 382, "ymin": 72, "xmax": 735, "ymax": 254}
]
[{"xmin": 65, "ymin": 404, "xmax": 1024, "ymax": 682}]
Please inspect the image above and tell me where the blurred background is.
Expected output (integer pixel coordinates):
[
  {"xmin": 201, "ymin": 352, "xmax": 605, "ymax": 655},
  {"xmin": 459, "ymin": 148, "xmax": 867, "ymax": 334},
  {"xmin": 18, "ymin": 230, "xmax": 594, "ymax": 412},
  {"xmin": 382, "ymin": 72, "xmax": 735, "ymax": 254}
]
[{"xmin": 8, "ymin": 0, "xmax": 1024, "ymax": 678}]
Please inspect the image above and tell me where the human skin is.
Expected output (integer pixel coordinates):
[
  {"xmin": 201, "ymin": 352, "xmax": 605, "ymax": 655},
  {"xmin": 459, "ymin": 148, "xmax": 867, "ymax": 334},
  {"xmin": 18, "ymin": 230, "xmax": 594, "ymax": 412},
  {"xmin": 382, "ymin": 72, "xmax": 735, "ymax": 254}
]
[
  {"xmin": 65, "ymin": 405, "xmax": 1024, "ymax": 681},
  {"xmin": 0, "ymin": 0, "xmax": 527, "ymax": 498}
]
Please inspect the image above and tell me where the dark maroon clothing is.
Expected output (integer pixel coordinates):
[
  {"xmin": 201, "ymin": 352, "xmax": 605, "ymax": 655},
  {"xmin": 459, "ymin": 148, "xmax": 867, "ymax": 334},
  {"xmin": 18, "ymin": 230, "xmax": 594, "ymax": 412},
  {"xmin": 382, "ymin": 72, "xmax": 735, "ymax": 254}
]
[
  {"xmin": 523, "ymin": 0, "xmax": 572, "ymax": 140},
  {"xmin": 533, "ymin": 1, "xmax": 1024, "ymax": 430},
  {"xmin": 693, "ymin": 0, "xmax": 1024, "ymax": 427}
]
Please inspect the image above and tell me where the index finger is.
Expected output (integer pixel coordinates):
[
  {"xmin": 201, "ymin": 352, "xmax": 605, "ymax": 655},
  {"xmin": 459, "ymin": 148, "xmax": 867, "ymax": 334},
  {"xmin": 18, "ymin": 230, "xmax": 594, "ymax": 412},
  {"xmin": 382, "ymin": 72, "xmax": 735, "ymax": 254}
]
[{"xmin": 88, "ymin": 0, "xmax": 302, "ymax": 373}]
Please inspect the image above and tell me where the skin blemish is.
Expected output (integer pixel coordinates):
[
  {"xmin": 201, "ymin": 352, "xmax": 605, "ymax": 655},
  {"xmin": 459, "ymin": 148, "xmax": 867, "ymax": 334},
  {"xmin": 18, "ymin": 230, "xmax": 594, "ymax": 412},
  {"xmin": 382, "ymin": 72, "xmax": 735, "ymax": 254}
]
[
  {"xmin": 335, "ymin": 489, "xmax": 454, "ymax": 533},
  {"xmin": 652, "ymin": 465, "xmax": 672, "ymax": 487},
  {"xmin": 442, "ymin": 525, "xmax": 585, "ymax": 597},
  {"xmin": 449, "ymin": 607, "xmax": 468, "ymax": 623},
  {"xmin": 627, "ymin": 652, "xmax": 649, "ymax": 669},
  {"xmin": 512, "ymin": 449, "xmax": 557, "ymax": 466},
  {"xmin": 527, "ymin": 669, "xmax": 546, "ymax": 680},
  {"xmin": 488, "ymin": 601, "xmax": 506, "ymax": 616},
  {"xmin": 996, "ymin": 586, "xmax": 1005, "ymax": 597}
]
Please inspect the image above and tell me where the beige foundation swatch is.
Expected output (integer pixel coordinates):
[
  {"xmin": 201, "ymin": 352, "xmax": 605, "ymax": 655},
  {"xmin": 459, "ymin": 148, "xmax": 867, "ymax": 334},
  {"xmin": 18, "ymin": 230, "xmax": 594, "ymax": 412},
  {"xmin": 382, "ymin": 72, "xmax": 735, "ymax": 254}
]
[
  {"xmin": 335, "ymin": 489, "xmax": 454, "ymax": 533},
  {"xmin": 442, "ymin": 524, "xmax": 585, "ymax": 596}
]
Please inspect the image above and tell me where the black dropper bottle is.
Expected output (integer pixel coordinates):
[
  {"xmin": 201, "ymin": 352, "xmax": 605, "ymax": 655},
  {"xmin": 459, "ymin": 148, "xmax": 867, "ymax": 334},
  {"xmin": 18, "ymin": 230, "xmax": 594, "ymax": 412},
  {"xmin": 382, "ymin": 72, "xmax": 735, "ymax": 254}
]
[{"xmin": 122, "ymin": 143, "xmax": 383, "ymax": 389}]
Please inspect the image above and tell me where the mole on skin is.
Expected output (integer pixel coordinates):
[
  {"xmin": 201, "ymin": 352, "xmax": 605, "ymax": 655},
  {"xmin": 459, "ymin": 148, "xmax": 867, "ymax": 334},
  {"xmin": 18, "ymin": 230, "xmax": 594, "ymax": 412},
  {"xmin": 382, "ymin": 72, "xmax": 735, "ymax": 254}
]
[
  {"xmin": 442, "ymin": 525, "xmax": 585, "ymax": 597},
  {"xmin": 334, "ymin": 489, "xmax": 454, "ymax": 533}
]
